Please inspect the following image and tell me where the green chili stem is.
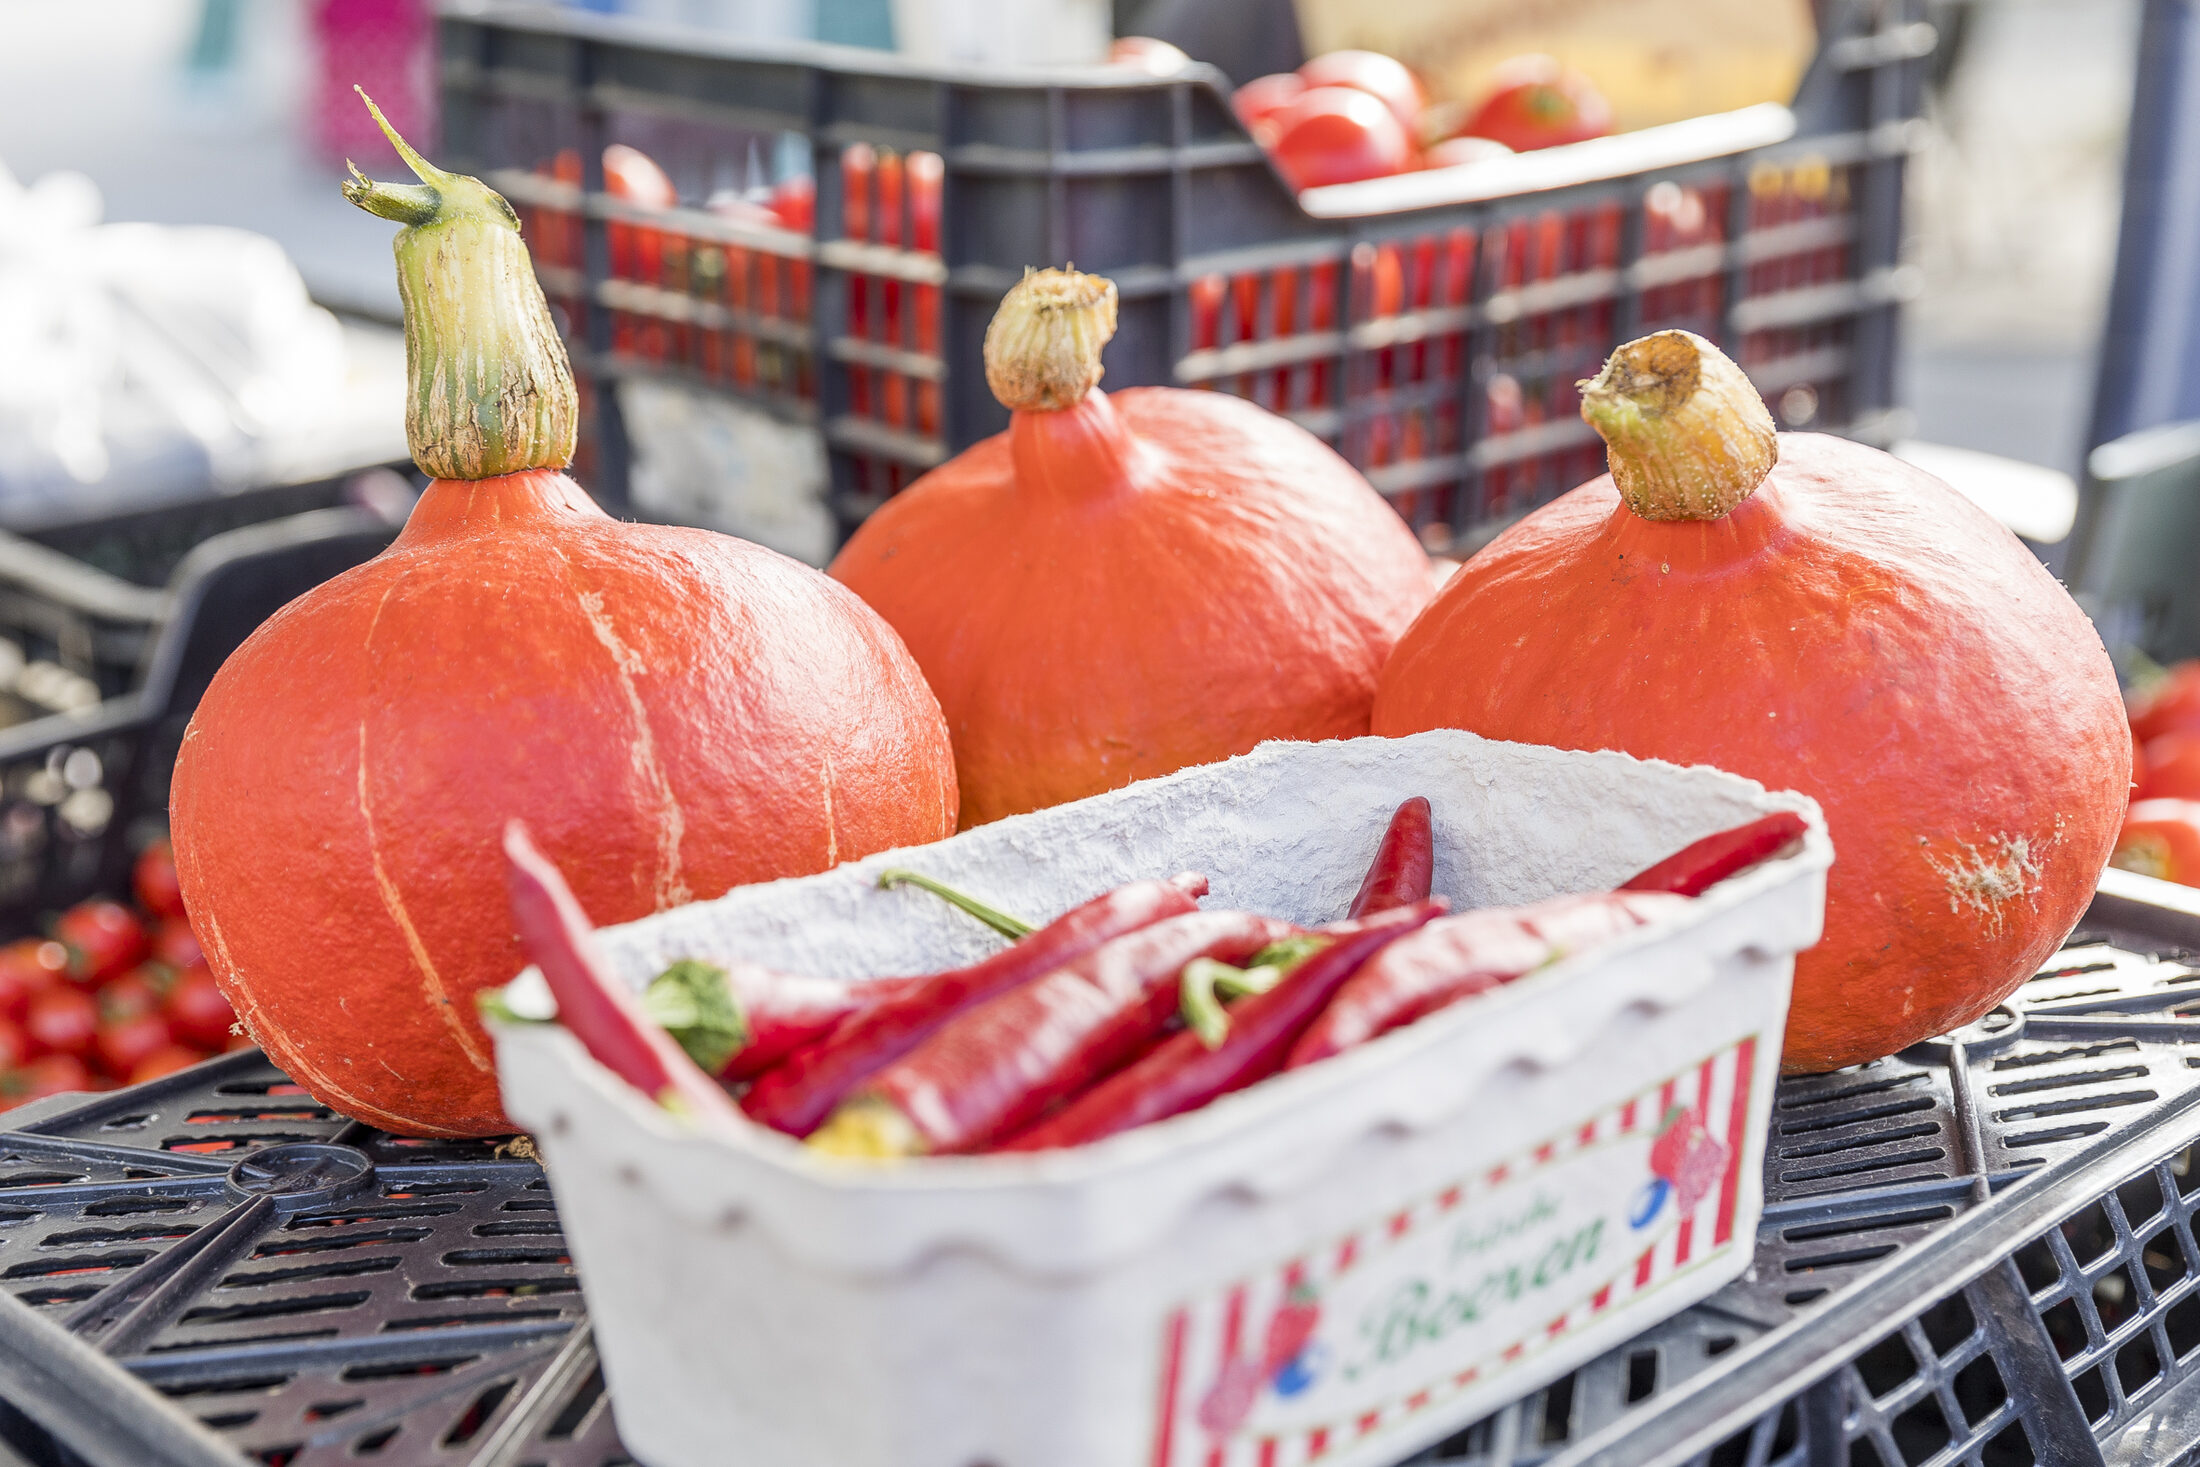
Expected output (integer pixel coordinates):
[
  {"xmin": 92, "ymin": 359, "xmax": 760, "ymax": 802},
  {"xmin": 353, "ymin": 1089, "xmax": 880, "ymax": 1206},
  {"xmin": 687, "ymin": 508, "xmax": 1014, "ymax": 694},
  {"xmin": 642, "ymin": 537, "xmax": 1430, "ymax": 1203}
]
[
  {"xmin": 876, "ymin": 869, "xmax": 1034, "ymax": 939},
  {"xmin": 1180, "ymin": 936, "xmax": 1332, "ymax": 1048},
  {"xmin": 1180, "ymin": 958, "xmax": 1242, "ymax": 1049},
  {"xmin": 1215, "ymin": 963, "xmax": 1282, "ymax": 1000}
]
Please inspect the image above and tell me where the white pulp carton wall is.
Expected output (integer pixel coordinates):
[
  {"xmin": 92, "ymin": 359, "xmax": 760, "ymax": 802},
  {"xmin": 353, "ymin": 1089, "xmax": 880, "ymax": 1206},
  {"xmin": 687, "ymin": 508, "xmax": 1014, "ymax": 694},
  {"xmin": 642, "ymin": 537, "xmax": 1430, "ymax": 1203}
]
[{"xmin": 491, "ymin": 731, "xmax": 1831, "ymax": 1467}]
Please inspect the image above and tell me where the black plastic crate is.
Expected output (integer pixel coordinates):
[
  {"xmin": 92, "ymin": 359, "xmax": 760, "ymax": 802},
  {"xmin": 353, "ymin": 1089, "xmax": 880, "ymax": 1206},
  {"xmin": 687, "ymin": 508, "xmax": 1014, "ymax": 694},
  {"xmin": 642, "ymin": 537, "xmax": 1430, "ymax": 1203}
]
[
  {"xmin": 435, "ymin": 0, "xmax": 1930, "ymax": 552},
  {"xmin": 0, "ymin": 468, "xmax": 410, "ymax": 710},
  {"xmin": 9, "ymin": 873, "xmax": 2200, "ymax": 1467},
  {"xmin": 0, "ymin": 1054, "xmax": 618, "ymax": 1467},
  {"xmin": 0, "ymin": 496, "xmax": 407, "ymax": 930}
]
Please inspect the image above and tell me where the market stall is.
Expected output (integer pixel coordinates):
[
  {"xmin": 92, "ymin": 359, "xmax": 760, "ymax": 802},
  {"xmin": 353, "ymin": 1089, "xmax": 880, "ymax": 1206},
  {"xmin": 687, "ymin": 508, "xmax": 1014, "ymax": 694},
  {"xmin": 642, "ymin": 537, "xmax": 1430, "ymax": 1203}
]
[{"xmin": 0, "ymin": 3, "xmax": 2185, "ymax": 1466}]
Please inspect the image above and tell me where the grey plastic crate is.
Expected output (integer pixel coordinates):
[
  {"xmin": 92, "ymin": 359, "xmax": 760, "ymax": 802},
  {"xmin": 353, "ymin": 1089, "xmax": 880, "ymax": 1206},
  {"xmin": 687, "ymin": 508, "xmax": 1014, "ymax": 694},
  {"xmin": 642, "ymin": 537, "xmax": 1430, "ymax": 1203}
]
[
  {"xmin": 11, "ymin": 873, "xmax": 2200, "ymax": 1466},
  {"xmin": 435, "ymin": 0, "xmax": 1930, "ymax": 554},
  {"xmin": 0, "ymin": 500, "xmax": 405, "ymax": 931}
]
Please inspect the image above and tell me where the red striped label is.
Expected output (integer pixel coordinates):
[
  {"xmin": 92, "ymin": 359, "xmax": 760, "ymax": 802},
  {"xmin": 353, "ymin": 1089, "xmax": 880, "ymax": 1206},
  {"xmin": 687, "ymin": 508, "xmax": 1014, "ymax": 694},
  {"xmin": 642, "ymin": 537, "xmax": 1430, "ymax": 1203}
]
[
  {"xmin": 1673, "ymin": 1057, "xmax": 1718, "ymax": 1266},
  {"xmin": 1147, "ymin": 1032, "xmax": 1766, "ymax": 1466},
  {"xmin": 1713, "ymin": 1036, "xmax": 1758, "ymax": 1246},
  {"xmin": 1150, "ymin": 1309, "xmax": 1189, "ymax": 1467}
]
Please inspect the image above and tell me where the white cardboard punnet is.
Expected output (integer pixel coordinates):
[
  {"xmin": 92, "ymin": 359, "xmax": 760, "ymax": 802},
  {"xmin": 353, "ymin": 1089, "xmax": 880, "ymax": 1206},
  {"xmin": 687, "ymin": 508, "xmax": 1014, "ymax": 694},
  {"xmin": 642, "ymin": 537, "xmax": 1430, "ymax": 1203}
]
[{"xmin": 491, "ymin": 730, "xmax": 1830, "ymax": 1467}]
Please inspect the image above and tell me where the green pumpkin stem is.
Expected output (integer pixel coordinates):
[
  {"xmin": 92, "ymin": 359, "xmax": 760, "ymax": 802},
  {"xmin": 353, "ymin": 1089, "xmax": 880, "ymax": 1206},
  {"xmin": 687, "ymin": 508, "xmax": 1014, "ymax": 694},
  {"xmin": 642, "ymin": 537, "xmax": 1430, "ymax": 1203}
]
[{"xmin": 342, "ymin": 87, "xmax": 577, "ymax": 482}]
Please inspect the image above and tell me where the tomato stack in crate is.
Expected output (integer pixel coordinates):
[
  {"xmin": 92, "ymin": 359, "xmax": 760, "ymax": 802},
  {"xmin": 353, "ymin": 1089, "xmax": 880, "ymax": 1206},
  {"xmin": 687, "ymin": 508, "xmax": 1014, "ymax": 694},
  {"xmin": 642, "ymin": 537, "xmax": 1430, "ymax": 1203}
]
[
  {"xmin": 0, "ymin": 475, "xmax": 406, "ymax": 1110},
  {"xmin": 0, "ymin": 846, "xmax": 239, "ymax": 1109}
]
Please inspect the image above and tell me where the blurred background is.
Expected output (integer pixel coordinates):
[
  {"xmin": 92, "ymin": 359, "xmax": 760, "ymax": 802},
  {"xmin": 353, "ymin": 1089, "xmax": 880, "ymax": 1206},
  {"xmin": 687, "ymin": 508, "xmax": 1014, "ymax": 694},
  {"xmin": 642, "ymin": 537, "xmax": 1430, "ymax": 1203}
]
[
  {"xmin": 0, "ymin": 0, "xmax": 2142, "ymax": 493},
  {"xmin": 0, "ymin": 0, "xmax": 2170, "ymax": 590}
]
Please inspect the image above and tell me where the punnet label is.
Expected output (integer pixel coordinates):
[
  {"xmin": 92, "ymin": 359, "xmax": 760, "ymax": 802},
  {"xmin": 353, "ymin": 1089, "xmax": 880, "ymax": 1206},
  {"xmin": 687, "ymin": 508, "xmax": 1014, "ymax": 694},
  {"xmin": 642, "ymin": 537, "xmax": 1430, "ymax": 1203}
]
[{"xmin": 1149, "ymin": 1035, "xmax": 1762, "ymax": 1466}]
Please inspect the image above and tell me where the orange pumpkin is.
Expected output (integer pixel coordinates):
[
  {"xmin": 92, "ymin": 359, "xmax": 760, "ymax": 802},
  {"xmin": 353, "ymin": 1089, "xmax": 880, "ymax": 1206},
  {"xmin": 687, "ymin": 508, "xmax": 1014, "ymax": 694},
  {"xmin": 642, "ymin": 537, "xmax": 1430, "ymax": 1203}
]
[
  {"xmin": 831, "ymin": 268, "xmax": 1431, "ymax": 827},
  {"xmin": 169, "ymin": 104, "xmax": 956, "ymax": 1136},
  {"xmin": 1374, "ymin": 330, "xmax": 2129, "ymax": 1072}
]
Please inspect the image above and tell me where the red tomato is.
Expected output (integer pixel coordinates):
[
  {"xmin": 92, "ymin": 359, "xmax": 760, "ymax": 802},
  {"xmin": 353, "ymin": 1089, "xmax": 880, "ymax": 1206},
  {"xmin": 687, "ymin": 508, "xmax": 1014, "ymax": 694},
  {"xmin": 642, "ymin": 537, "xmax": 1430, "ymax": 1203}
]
[
  {"xmin": 768, "ymin": 174, "xmax": 816, "ymax": 234},
  {"xmin": 1268, "ymin": 86, "xmax": 1413, "ymax": 190},
  {"xmin": 1233, "ymin": 72, "xmax": 1306, "ymax": 134},
  {"xmin": 2116, "ymin": 799, "xmax": 2200, "ymax": 885},
  {"xmin": 2133, "ymin": 661, "xmax": 2200, "ymax": 744},
  {"xmin": 1, "ymin": 1053, "xmax": 92, "ymax": 1110},
  {"xmin": 26, "ymin": 987, "xmax": 97, "ymax": 1058},
  {"xmin": 165, "ymin": 966, "xmax": 238, "ymax": 1052},
  {"xmin": 1422, "ymin": 136, "xmax": 1513, "ymax": 170},
  {"xmin": 602, "ymin": 143, "xmax": 677, "ymax": 209},
  {"xmin": 152, "ymin": 919, "xmax": 201, "ymax": 973},
  {"xmin": 2135, "ymin": 727, "xmax": 2149, "ymax": 804},
  {"xmin": 95, "ymin": 1011, "xmax": 173, "ymax": 1079},
  {"xmin": 2143, "ymin": 731, "xmax": 2200, "ymax": 800},
  {"xmin": 133, "ymin": 840, "xmax": 187, "ymax": 920},
  {"xmin": 0, "ymin": 1018, "xmax": 26, "ymax": 1070},
  {"xmin": 0, "ymin": 939, "xmax": 65, "ymax": 1023},
  {"xmin": 1298, "ymin": 50, "xmax": 1425, "ymax": 137},
  {"xmin": 129, "ymin": 1045, "xmax": 206, "ymax": 1085},
  {"xmin": 1109, "ymin": 36, "xmax": 1191, "ymax": 75},
  {"xmin": 1460, "ymin": 55, "xmax": 1613, "ymax": 152},
  {"xmin": 55, "ymin": 900, "xmax": 148, "ymax": 986},
  {"xmin": 98, "ymin": 968, "xmax": 164, "ymax": 1022}
]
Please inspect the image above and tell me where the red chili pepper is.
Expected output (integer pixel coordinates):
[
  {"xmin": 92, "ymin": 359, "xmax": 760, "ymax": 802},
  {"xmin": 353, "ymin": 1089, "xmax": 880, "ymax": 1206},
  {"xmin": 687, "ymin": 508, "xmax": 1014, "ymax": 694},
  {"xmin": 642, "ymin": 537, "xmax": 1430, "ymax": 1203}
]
[
  {"xmin": 730, "ymin": 972, "xmax": 932, "ymax": 1081},
  {"xmin": 741, "ymin": 873, "xmax": 1210, "ymax": 1137},
  {"xmin": 809, "ymin": 908, "xmax": 1294, "ymax": 1157},
  {"xmin": 1000, "ymin": 900, "xmax": 1442, "ymax": 1151},
  {"xmin": 1515, "ymin": 889, "xmax": 1685, "ymax": 952},
  {"xmin": 1286, "ymin": 890, "xmax": 1686, "ymax": 1068},
  {"xmin": 1619, "ymin": 810, "xmax": 1808, "ymax": 897},
  {"xmin": 501, "ymin": 821, "xmax": 743, "ymax": 1127},
  {"xmin": 644, "ymin": 957, "xmax": 927, "ymax": 1083},
  {"xmin": 1349, "ymin": 796, "xmax": 1435, "ymax": 916}
]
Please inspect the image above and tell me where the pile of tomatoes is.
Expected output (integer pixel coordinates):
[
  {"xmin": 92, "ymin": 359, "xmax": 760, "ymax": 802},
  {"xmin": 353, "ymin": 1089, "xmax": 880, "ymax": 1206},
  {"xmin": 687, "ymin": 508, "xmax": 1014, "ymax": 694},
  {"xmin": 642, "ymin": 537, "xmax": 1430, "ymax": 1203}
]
[
  {"xmin": 1226, "ymin": 49, "xmax": 1613, "ymax": 192},
  {"xmin": 0, "ymin": 841, "xmax": 240, "ymax": 1112}
]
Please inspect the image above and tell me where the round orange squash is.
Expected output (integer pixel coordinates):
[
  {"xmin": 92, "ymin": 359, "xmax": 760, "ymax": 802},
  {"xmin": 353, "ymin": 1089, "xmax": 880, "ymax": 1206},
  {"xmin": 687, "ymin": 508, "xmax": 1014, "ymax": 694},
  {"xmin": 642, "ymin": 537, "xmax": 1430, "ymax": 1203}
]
[
  {"xmin": 169, "ymin": 105, "xmax": 956, "ymax": 1136},
  {"xmin": 1374, "ymin": 330, "xmax": 2129, "ymax": 1071},
  {"xmin": 830, "ymin": 268, "xmax": 1433, "ymax": 827}
]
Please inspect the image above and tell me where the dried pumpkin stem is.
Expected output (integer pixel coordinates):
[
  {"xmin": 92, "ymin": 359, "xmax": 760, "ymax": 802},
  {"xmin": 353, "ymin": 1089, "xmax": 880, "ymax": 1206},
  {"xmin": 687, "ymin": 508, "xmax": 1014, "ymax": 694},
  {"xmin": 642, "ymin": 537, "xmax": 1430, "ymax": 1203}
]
[
  {"xmin": 983, "ymin": 267, "xmax": 1119, "ymax": 412},
  {"xmin": 342, "ymin": 87, "xmax": 577, "ymax": 482},
  {"xmin": 1577, "ymin": 330, "xmax": 1778, "ymax": 522}
]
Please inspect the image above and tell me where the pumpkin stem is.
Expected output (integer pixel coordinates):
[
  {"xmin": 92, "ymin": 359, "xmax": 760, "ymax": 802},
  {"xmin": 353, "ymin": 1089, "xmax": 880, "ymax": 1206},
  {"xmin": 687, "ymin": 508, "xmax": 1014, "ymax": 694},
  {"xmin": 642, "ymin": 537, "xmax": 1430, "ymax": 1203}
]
[
  {"xmin": 984, "ymin": 267, "xmax": 1119, "ymax": 412},
  {"xmin": 342, "ymin": 87, "xmax": 578, "ymax": 482},
  {"xmin": 1577, "ymin": 330, "xmax": 1777, "ymax": 522}
]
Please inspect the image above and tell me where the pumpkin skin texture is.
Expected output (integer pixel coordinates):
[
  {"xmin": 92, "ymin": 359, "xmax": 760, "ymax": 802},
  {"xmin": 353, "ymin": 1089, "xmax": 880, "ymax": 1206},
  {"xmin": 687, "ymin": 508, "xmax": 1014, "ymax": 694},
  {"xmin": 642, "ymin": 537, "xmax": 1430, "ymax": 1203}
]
[
  {"xmin": 171, "ymin": 470, "xmax": 957, "ymax": 1136},
  {"xmin": 833, "ymin": 385, "xmax": 1431, "ymax": 827},
  {"xmin": 1374, "ymin": 431, "xmax": 2129, "ymax": 1072}
]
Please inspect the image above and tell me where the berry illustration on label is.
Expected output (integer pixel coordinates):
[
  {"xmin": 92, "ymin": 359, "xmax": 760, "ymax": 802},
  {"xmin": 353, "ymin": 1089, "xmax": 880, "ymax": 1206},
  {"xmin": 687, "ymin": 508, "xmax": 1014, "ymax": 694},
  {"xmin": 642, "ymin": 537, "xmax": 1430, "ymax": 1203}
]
[
  {"xmin": 1261, "ymin": 1283, "xmax": 1323, "ymax": 1380},
  {"xmin": 1198, "ymin": 1282, "xmax": 1327, "ymax": 1434},
  {"xmin": 1648, "ymin": 1105, "xmax": 1728, "ymax": 1214}
]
